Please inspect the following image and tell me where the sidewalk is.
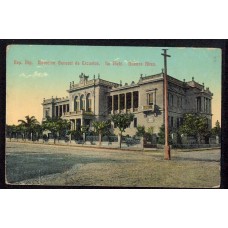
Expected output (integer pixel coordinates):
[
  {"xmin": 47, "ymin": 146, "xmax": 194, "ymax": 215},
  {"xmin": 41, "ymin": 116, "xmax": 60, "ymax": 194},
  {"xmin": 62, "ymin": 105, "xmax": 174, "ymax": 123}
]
[
  {"xmin": 6, "ymin": 139, "xmax": 144, "ymax": 152},
  {"xmin": 6, "ymin": 139, "xmax": 220, "ymax": 153}
]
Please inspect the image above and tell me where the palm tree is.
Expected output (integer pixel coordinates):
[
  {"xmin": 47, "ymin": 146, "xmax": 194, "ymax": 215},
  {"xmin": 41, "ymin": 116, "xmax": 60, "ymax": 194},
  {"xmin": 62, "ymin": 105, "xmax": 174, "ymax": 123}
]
[
  {"xmin": 31, "ymin": 123, "xmax": 43, "ymax": 141},
  {"xmin": 17, "ymin": 123, "xmax": 27, "ymax": 141},
  {"xmin": 42, "ymin": 117, "xmax": 58, "ymax": 144},
  {"xmin": 42, "ymin": 116, "xmax": 70, "ymax": 144},
  {"xmin": 18, "ymin": 115, "xmax": 39, "ymax": 140},
  {"xmin": 6, "ymin": 125, "xmax": 17, "ymax": 141}
]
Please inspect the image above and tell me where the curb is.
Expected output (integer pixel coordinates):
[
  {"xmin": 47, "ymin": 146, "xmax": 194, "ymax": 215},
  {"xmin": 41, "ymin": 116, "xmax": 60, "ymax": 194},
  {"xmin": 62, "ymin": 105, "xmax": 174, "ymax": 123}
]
[{"xmin": 6, "ymin": 140, "xmax": 145, "ymax": 152}]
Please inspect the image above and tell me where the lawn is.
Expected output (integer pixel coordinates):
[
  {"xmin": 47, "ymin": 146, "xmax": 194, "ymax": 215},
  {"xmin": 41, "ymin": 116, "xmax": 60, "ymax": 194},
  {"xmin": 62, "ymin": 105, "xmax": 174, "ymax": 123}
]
[{"xmin": 5, "ymin": 142, "xmax": 220, "ymax": 188}]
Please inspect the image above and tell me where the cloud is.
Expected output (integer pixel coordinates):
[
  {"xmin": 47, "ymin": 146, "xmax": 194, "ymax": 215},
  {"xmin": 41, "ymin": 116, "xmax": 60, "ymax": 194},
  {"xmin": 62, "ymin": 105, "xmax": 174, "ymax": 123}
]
[
  {"xmin": 19, "ymin": 71, "xmax": 48, "ymax": 78},
  {"xmin": 114, "ymin": 58, "xmax": 120, "ymax": 61},
  {"xmin": 124, "ymin": 59, "xmax": 138, "ymax": 63}
]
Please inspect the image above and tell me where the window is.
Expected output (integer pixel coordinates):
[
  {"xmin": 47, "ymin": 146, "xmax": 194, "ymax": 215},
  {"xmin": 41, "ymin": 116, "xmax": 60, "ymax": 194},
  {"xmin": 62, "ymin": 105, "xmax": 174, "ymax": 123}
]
[
  {"xmin": 80, "ymin": 95, "xmax": 85, "ymax": 110},
  {"xmin": 82, "ymin": 100, "xmax": 85, "ymax": 110},
  {"xmin": 55, "ymin": 106, "xmax": 58, "ymax": 116},
  {"xmin": 206, "ymin": 118, "xmax": 209, "ymax": 128},
  {"xmin": 148, "ymin": 93, "xmax": 153, "ymax": 105},
  {"xmin": 168, "ymin": 116, "xmax": 174, "ymax": 128},
  {"xmin": 171, "ymin": 117, "xmax": 174, "ymax": 128},
  {"xmin": 168, "ymin": 93, "xmax": 173, "ymax": 106},
  {"xmin": 133, "ymin": 91, "xmax": 139, "ymax": 108},
  {"xmin": 197, "ymin": 97, "xmax": 201, "ymax": 112},
  {"xmin": 76, "ymin": 101, "xmax": 80, "ymax": 111},
  {"xmin": 88, "ymin": 99, "xmax": 92, "ymax": 111},
  {"xmin": 134, "ymin": 118, "xmax": 137, "ymax": 128},
  {"xmin": 205, "ymin": 98, "xmax": 209, "ymax": 113},
  {"xmin": 120, "ymin": 94, "xmax": 125, "ymax": 110},
  {"xmin": 45, "ymin": 110, "xmax": 49, "ymax": 117},
  {"xmin": 107, "ymin": 96, "xmax": 112, "ymax": 113},
  {"xmin": 177, "ymin": 97, "xmax": 180, "ymax": 107},
  {"xmin": 74, "ymin": 96, "xmax": 80, "ymax": 111},
  {"xmin": 177, "ymin": 117, "xmax": 184, "ymax": 127},
  {"xmin": 177, "ymin": 117, "xmax": 180, "ymax": 128}
]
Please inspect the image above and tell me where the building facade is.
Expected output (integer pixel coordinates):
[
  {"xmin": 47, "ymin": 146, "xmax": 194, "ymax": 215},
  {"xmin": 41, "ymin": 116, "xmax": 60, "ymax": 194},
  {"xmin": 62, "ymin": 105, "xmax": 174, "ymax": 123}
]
[{"xmin": 42, "ymin": 72, "xmax": 213, "ymax": 136}]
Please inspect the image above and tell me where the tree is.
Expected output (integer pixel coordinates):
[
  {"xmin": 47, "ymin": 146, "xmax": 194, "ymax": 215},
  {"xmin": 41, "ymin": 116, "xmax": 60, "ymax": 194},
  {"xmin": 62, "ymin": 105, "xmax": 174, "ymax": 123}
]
[
  {"xmin": 42, "ymin": 119, "xmax": 58, "ymax": 144},
  {"xmin": 18, "ymin": 115, "xmax": 39, "ymax": 140},
  {"xmin": 92, "ymin": 120, "xmax": 111, "ymax": 146},
  {"xmin": 17, "ymin": 123, "xmax": 27, "ymax": 141},
  {"xmin": 136, "ymin": 125, "xmax": 146, "ymax": 137},
  {"xmin": 179, "ymin": 113, "xmax": 210, "ymax": 144},
  {"xmin": 31, "ymin": 123, "xmax": 43, "ymax": 141},
  {"xmin": 80, "ymin": 125, "xmax": 90, "ymax": 143},
  {"xmin": 111, "ymin": 113, "xmax": 134, "ymax": 148},
  {"xmin": 158, "ymin": 124, "xmax": 172, "ymax": 145},
  {"xmin": 136, "ymin": 125, "xmax": 154, "ymax": 141},
  {"xmin": 211, "ymin": 120, "xmax": 221, "ymax": 137},
  {"xmin": 6, "ymin": 125, "xmax": 17, "ymax": 141},
  {"xmin": 146, "ymin": 126, "xmax": 154, "ymax": 143},
  {"xmin": 42, "ymin": 117, "xmax": 71, "ymax": 144},
  {"xmin": 81, "ymin": 125, "xmax": 89, "ymax": 134},
  {"xmin": 56, "ymin": 119, "xmax": 71, "ymax": 141},
  {"xmin": 69, "ymin": 129, "xmax": 83, "ymax": 141}
]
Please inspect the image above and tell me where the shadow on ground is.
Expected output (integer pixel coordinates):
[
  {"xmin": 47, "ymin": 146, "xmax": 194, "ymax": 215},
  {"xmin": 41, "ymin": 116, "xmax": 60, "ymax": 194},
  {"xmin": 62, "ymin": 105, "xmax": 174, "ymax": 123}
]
[{"xmin": 6, "ymin": 152, "xmax": 133, "ymax": 183}]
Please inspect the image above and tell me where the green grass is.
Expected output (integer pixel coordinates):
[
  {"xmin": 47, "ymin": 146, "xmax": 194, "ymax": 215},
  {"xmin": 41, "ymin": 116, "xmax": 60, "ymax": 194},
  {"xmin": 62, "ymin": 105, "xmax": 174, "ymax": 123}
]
[{"xmin": 5, "ymin": 143, "xmax": 220, "ymax": 188}]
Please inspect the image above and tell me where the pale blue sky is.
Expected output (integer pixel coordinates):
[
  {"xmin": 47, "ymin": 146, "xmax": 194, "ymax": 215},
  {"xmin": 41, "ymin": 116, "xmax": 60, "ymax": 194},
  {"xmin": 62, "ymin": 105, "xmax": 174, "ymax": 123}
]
[{"xmin": 6, "ymin": 45, "xmax": 221, "ymax": 125}]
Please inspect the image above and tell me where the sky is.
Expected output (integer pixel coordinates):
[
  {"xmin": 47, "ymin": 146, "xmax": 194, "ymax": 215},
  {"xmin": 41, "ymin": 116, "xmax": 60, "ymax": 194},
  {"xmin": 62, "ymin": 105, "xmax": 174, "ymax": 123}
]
[{"xmin": 6, "ymin": 45, "xmax": 221, "ymax": 126}]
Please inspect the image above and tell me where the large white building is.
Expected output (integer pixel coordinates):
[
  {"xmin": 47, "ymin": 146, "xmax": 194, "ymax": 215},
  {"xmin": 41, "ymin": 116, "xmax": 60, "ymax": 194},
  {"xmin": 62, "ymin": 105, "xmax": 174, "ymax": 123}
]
[{"xmin": 42, "ymin": 72, "xmax": 213, "ymax": 136}]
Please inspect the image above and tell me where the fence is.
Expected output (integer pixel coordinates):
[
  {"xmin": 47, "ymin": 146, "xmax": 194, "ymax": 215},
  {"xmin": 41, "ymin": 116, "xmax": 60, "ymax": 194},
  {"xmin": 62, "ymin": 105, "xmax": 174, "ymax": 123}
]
[
  {"xmin": 6, "ymin": 134, "xmax": 142, "ymax": 148},
  {"xmin": 6, "ymin": 133, "xmax": 220, "ymax": 149},
  {"xmin": 85, "ymin": 135, "xmax": 118, "ymax": 142}
]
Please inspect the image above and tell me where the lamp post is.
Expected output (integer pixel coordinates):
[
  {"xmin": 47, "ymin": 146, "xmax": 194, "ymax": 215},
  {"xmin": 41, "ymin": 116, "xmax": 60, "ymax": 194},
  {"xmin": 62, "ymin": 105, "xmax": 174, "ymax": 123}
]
[{"xmin": 161, "ymin": 49, "xmax": 171, "ymax": 160}]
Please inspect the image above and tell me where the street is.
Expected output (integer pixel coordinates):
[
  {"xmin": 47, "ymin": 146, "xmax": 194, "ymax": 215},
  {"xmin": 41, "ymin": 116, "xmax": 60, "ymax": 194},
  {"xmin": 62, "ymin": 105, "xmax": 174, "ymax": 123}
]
[{"xmin": 5, "ymin": 142, "xmax": 220, "ymax": 188}]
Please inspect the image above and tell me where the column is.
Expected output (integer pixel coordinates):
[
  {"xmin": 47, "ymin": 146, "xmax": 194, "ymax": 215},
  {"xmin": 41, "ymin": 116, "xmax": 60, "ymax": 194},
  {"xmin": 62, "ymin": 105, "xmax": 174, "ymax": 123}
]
[
  {"xmin": 81, "ymin": 118, "xmax": 84, "ymax": 126},
  {"xmin": 209, "ymin": 99, "xmax": 211, "ymax": 113},
  {"xmin": 201, "ymin": 97, "xmax": 204, "ymax": 112},
  {"xmin": 58, "ymin": 106, "xmax": 60, "ymax": 117},
  {"xmin": 118, "ymin": 94, "xmax": 120, "ymax": 113},
  {"xmin": 85, "ymin": 97, "xmax": 87, "ymax": 112},
  {"xmin": 205, "ymin": 98, "xmax": 207, "ymax": 113},
  {"xmin": 112, "ymin": 95, "xmax": 114, "ymax": 114},
  {"xmin": 71, "ymin": 100, "xmax": 74, "ymax": 112}
]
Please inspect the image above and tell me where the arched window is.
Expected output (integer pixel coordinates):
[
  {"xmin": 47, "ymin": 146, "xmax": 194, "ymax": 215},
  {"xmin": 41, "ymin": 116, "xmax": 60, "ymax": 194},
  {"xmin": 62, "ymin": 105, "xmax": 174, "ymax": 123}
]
[
  {"xmin": 74, "ymin": 96, "xmax": 79, "ymax": 111},
  {"xmin": 80, "ymin": 95, "xmax": 85, "ymax": 110},
  {"xmin": 86, "ymin": 93, "xmax": 92, "ymax": 112}
]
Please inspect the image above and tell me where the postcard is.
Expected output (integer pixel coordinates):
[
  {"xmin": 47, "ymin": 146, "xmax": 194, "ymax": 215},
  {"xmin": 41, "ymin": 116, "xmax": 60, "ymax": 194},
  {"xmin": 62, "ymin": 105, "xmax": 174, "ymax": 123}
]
[{"xmin": 5, "ymin": 44, "xmax": 221, "ymax": 187}]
